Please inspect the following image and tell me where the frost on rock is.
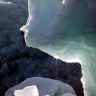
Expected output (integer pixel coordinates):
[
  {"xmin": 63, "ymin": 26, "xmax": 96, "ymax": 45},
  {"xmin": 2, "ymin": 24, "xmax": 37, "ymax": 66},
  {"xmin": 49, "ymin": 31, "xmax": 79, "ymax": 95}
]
[{"xmin": 5, "ymin": 77, "xmax": 76, "ymax": 96}]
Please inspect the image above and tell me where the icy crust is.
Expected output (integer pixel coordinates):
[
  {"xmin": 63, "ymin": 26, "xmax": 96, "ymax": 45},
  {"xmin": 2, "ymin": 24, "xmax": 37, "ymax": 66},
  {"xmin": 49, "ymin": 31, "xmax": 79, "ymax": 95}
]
[{"xmin": 5, "ymin": 77, "xmax": 76, "ymax": 96}]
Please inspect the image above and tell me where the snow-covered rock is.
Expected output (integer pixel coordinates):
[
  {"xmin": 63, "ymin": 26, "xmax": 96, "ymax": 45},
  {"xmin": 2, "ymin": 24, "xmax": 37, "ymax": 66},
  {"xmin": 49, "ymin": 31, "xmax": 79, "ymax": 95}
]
[{"xmin": 5, "ymin": 77, "xmax": 76, "ymax": 96}]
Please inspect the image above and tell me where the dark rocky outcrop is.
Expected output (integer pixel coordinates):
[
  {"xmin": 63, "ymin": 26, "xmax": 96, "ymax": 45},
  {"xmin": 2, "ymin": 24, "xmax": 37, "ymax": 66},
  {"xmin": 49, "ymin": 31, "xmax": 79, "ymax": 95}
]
[
  {"xmin": 0, "ymin": 0, "xmax": 84, "ymax": 96},
  {"xmin": 0, "ymin": 46, "xmax": 84, "ymax": 96}
]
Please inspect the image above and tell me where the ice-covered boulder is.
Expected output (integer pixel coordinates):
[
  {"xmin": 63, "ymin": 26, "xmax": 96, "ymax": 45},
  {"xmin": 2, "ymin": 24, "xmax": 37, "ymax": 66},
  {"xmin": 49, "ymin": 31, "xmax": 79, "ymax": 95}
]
[{"xmin": 5, "ymin": 77, "xmax": 76, "ymax": 96}]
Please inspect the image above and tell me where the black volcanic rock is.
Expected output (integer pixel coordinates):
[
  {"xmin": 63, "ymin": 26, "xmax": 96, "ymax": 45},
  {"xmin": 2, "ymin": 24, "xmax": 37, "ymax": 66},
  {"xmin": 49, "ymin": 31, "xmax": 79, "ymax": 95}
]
[
  {"xmin": 0, "ymin": 46, "xmax": 84, "ymax": 96},
  {"xmin": 0, "ymin": 0, "xmax": 28, "ymax": 49},
  {"xmin": 0, "ymin": 0, "xmax": 84, "ymax": 96}
]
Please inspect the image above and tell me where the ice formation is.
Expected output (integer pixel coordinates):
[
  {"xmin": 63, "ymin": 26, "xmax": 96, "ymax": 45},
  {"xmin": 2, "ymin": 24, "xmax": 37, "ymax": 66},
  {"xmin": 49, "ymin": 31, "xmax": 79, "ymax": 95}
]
[
  {"xmin": 5, "ymin": 77, "xmax": 76, "ymax": 96},
  {"xmin": 20, "ymin": 0, "xmax": 63, "ymax": 44},
  {"xmin": 14, "ymin": 85, "xmax": 39, "ymax": 96},
  {"xmin": 20, "ymin": 0, "xmax": 96, "ymax": 96}
]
